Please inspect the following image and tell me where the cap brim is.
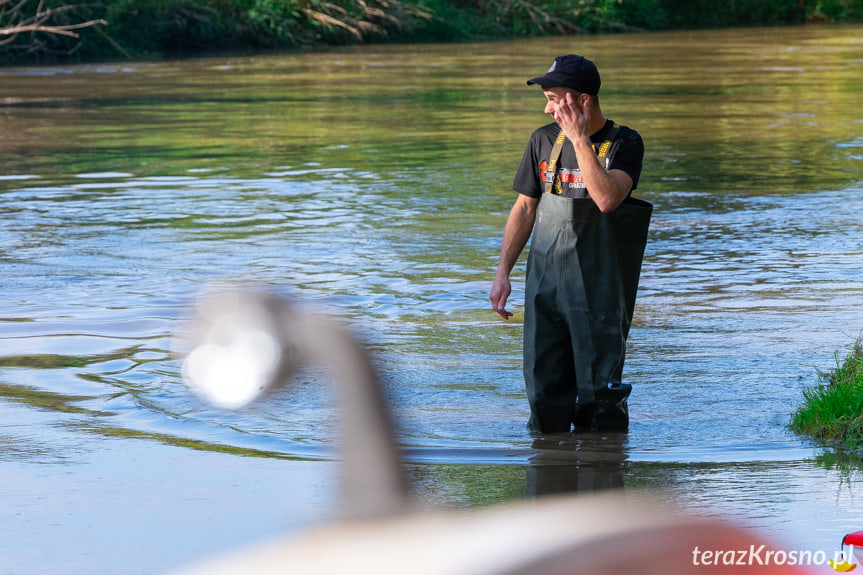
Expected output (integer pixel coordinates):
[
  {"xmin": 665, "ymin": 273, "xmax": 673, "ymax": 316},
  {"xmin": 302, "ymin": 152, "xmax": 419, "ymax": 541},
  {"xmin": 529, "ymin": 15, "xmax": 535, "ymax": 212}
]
[{"xmin": 526, "ymin": 74, "xmax": 570, "ymax": 88}]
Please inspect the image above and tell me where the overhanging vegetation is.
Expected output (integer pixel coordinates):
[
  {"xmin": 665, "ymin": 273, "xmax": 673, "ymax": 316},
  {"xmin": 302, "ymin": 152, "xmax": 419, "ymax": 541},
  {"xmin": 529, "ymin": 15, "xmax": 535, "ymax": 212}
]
[{"xmin": 2, "ymin": 0, "xmax": 862, "ymax": 63}]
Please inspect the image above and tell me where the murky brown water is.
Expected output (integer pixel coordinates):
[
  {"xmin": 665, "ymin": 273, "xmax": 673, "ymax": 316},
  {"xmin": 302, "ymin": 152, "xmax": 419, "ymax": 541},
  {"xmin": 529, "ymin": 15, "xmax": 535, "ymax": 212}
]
[{"xmin": 1, "ymin": 24, "xmax": 863, "ymax": 574}]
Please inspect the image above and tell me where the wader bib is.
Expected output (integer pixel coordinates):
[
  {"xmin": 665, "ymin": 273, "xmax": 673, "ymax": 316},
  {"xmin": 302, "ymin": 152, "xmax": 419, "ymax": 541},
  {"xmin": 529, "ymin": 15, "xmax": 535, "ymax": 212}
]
[{"xmin": 524, "ymin": 127, "xmax": 652, "ymax": 433}]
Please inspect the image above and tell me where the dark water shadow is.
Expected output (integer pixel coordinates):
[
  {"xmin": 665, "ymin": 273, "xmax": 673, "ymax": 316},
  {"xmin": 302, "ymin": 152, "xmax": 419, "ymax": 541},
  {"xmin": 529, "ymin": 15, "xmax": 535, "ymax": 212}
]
[{"xmin": 526, "ymin": 432, "xmax": 629, "ymax": 498}]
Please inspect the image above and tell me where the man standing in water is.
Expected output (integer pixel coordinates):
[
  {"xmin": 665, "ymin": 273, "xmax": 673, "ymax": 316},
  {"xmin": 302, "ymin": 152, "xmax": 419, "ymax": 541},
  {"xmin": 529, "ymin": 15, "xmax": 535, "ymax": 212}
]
[{"xmin": 489, "ymin": 54, "xmax": 651, "ymax": 434}]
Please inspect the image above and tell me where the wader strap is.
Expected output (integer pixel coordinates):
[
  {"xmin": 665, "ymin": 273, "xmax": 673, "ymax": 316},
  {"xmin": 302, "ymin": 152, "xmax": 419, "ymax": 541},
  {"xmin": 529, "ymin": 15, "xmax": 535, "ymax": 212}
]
[
  {"xmin": 594, "ymin": 123, "xmax": 621, "ymax": 168},
  {"xmin": 543, "ymin": 123, "xmax": 622, "ymax": 195},
  {"xmin": 543, "ymin": 129, "xmax": 567, "ymax": 196}
]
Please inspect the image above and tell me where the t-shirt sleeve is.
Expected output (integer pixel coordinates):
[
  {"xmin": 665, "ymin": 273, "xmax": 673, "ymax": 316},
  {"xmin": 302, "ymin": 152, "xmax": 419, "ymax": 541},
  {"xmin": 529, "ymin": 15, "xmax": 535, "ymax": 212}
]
[
  {"xmin": 608, "ymin": 129, "xmax": 644, "ymax": 191},
  {"xmin": 512, "ymin": 132, "xmax": 543, "ymax": 199}
]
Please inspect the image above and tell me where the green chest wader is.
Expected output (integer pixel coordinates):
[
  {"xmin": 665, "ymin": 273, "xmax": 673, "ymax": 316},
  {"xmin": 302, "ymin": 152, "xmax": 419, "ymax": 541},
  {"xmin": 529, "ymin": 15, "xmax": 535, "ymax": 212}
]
[{"xmin": 523, "ymin": 127, "xmax": 653, "ymax": 433}]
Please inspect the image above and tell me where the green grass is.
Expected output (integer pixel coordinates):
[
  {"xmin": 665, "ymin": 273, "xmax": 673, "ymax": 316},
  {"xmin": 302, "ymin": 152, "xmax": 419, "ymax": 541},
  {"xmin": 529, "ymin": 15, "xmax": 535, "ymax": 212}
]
[{"xmin": 791, "ymin": 336, "xmax": 863, "ymax": 451}]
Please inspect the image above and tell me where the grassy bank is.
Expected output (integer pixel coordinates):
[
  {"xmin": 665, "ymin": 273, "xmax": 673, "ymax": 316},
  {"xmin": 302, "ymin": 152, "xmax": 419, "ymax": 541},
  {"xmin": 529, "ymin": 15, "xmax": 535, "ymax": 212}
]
[
  {"xmin": 2, "ymin": 0, "xmax": 863, "ymax": 63},
  {"xmin": 791, "ymin": 336, "xmax": 863, "ymax": 451}
]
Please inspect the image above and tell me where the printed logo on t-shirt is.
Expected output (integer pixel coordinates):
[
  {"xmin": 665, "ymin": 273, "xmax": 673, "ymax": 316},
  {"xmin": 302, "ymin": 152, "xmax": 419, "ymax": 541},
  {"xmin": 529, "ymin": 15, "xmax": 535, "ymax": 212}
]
[{"xmin": 539, "ymin": 160, "xmax": 587, "ymax": 192}]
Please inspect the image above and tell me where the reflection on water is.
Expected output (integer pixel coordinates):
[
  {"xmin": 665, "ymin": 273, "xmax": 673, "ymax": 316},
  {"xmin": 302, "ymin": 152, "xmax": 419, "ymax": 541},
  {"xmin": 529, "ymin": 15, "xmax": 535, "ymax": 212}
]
[
  {"xmin": 1, "ymin": 24, "xmax": 863, "ymax": 574},
  {"xmin": 527, "ymin": 434, "xmax": 628, "ymax": 496}
]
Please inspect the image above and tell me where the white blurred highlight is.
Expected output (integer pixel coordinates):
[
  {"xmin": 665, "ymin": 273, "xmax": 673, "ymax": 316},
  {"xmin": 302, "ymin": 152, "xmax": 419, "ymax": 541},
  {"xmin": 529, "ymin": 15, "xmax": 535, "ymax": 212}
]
[
  {"xmin": 178, "ymin": 289, "xmax": 287, "ymax": 409},
  {"xmin": 183, "ymin": 330, "xmax": 281, "ymax": 409}
]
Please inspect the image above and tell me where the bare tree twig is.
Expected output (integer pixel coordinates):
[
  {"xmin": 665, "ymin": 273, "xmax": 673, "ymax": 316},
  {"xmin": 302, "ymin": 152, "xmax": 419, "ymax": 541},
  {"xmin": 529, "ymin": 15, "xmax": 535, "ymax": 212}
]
[
  {"xmin": 0, "ymin": 17, "xmax": 106, "ymax": 37},
  {"xmin": 303, "ymin": 7, "xmax": 363, "ymax": 40},
  {"xmin": 92, "ymin": 19, "xmax": 130, "ymax": 59},
  {"xmin": 1, "ymin": 0, "xmax": 110, "ymax": 57}
]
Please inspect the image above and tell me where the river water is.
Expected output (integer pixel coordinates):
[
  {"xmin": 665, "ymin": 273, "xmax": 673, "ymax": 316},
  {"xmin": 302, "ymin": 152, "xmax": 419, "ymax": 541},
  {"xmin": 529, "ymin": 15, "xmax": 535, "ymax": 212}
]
[{"xmin": 1, "ymin": 24, "xmax": 863, "ymax": 574}]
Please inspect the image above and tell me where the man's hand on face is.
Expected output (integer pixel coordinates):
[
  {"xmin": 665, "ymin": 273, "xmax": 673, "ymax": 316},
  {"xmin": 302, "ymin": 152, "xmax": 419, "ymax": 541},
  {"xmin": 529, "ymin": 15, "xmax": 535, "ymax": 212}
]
[{"xmin": 553, "ymin": 91, "xmax": 591, "ymax": 143}]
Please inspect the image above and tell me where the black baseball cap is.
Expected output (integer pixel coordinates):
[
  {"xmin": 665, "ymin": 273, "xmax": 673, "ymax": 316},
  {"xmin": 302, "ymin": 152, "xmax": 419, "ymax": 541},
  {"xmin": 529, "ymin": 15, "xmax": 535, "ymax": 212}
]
[{"xmin": 527, "ymin": 54, "xmax": 601, "ymax": 95}]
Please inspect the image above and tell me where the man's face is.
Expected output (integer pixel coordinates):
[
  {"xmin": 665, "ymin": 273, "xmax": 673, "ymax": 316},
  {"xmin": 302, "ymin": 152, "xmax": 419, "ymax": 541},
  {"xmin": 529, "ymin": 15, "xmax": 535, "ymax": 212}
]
[{"xmin": 542, "ymin": 86, "xmax": 588, "ymax": 116}]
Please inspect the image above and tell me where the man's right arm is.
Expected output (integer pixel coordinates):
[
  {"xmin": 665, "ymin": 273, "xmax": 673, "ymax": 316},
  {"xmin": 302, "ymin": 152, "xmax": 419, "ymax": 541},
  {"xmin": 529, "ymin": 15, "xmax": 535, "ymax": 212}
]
[{"xmin": 489, "ymin": 193, "xmax": 539, "ymax": 320}]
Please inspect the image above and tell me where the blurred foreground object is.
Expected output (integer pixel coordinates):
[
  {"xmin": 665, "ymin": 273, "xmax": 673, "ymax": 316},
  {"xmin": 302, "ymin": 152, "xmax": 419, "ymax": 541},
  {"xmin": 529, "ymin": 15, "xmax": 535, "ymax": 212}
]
[
  {"xmin": 176, "ymin": 289, "xmax": 408, "ymax": 520},
  {"xmin": 171, "ymin": 288, "xmax": 813, "ymax": 575}
]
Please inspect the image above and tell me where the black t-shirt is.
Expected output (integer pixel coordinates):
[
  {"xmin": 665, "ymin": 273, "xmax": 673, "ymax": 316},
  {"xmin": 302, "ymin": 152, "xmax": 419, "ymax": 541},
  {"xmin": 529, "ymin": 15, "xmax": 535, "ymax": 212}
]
[{"xmin": 513, "ymin": 119, "xmax": 644, "ymax": 200}]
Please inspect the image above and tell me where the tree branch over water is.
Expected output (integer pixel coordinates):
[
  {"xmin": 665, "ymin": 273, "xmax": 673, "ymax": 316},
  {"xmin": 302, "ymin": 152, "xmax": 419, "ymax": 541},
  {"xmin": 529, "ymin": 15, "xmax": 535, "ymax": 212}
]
[
  {"xmin": 0, "ymin": 0, "xmax": 107, "ymax": 55},
  {"xmin": 300, "ymin": 0, "xmax": 432, "ymax": 42}
]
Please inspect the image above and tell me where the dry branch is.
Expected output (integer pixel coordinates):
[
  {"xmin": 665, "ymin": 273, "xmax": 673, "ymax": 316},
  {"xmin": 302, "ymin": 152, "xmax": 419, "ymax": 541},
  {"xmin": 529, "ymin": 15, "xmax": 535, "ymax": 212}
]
[
  {"xmin": 1, "ymin": 1, "xmax": 109, "ymax": 56},
  {"xmin": 303, "ymin": 7, "xmax": 364, "ymax": 40},
  {"xmin": 0, "ymin": 17, "xmax": 106, "ymax": 38}
]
